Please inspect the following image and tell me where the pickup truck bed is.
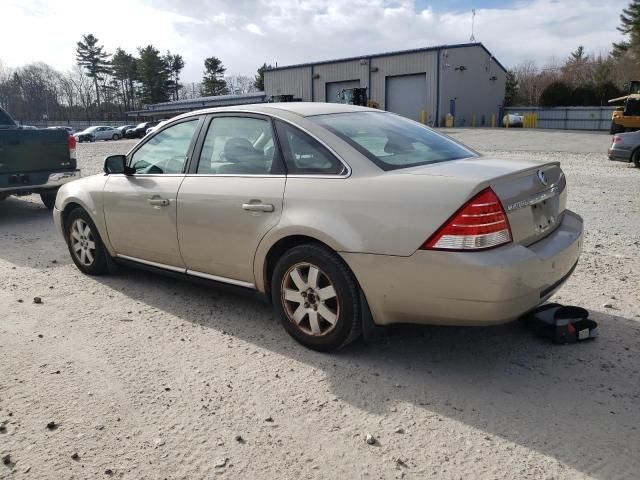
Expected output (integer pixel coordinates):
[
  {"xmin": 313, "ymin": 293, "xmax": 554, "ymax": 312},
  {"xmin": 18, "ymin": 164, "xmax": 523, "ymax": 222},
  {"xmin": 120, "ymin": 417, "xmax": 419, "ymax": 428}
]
[{"xmin": 0, "ymin": 107, "xmax": 79, "ymax": 209}]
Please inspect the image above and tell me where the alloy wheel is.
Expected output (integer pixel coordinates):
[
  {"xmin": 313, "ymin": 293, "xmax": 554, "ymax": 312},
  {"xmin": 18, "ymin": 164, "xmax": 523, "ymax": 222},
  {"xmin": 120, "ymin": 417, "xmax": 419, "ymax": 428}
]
[
  {"xmin": 70, "ymin": 218, "xmax": 96, "ymax": 266},
  {"xmin": 281, "ymin": 262, "xmax": 340, "ymax": 336}
]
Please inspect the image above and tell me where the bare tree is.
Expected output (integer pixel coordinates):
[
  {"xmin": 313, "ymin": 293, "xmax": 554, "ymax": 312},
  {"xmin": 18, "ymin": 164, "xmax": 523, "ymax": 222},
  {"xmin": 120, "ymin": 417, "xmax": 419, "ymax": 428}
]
[
  {"xmin": 69, "ymin": 65, "xmax": 95, "ymax": 120},
  {"xmin": 224, "ymin": 74, "xmax": 256, "ymax": 94}
]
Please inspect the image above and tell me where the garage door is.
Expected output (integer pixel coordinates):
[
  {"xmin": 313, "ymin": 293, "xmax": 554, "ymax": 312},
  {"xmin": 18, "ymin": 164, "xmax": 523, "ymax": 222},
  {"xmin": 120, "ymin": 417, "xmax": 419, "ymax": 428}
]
[
  {"xmin": 386, "ymin": 74, "xmax": 427, "ymax": 121},
  {"xmin": 325, "ymin": 80, "xmax": 361, "ymax": 103}
]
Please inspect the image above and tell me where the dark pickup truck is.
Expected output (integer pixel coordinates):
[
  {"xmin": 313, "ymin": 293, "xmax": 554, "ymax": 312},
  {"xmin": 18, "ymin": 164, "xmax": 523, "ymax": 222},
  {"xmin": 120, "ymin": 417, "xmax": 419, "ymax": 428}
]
[{"xmin": 0, "ymin": 107, "xmax": 80, "ymax": 209}]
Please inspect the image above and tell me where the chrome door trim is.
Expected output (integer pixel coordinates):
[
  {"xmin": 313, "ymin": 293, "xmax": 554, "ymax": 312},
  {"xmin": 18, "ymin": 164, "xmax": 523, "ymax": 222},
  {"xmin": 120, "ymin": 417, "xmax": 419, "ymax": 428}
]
[
  {"xmin": 116, "ymin": 254, "xmax": 186, "ymax": 273},
  {"xmin": 186, "ymin": 269, "xmax": 256, "ymax": 289},
  {"xmin": 115, "ymin": 254, "xmax": 256, "ymax": 289}
]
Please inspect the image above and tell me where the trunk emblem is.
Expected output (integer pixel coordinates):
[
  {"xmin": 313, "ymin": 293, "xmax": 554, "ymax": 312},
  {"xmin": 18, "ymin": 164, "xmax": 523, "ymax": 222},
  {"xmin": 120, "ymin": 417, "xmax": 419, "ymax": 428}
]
[{"xmin": 537, "ymin": 169, "xmax": 549, "ymax": 186}]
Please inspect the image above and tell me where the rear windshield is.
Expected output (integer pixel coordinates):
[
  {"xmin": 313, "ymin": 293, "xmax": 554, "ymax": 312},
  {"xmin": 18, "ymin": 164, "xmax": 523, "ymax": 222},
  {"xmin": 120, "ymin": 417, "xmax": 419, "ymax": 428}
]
[{"xmin": 311, "ymin": 112, "xmax": 476, "ymax": 170}]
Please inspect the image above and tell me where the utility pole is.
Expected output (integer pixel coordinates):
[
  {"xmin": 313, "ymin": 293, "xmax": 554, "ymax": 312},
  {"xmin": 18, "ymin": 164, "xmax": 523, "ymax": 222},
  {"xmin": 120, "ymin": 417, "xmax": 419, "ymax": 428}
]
[{"xmin": 470, "ymin": 9, "xmax": 476, "ymax": 42}]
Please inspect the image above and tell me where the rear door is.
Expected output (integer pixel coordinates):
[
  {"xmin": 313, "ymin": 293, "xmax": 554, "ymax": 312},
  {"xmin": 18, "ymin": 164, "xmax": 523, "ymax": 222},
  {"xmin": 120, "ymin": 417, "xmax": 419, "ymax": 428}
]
[
  {"xmin": 177, "ymin": 114, "xmax": 286, "ymax": 285},
  {"xmin": 103, "ymin": 117, "xmax": 203, "ymax": 268}
]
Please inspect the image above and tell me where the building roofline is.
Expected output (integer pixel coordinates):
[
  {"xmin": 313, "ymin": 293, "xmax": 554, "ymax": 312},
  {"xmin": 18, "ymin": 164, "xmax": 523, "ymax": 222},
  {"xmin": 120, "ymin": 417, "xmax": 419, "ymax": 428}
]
[{"xmin": 266, "ymin": 42, "xmax": 507, "ymax": 74}]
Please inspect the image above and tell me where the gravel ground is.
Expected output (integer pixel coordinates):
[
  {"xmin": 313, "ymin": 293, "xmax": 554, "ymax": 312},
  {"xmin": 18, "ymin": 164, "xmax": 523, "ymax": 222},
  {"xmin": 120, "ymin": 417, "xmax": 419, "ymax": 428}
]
[{"xmin": 1, "ymin": 130, "xmax": 639, "ymax": 480}]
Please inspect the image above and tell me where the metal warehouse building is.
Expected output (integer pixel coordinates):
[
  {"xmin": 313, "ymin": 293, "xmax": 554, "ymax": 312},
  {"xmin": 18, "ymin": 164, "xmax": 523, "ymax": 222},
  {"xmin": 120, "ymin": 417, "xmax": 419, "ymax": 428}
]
[{"xmin": 264, "ymin": 42, "xmax": 506, "ymax": 127}]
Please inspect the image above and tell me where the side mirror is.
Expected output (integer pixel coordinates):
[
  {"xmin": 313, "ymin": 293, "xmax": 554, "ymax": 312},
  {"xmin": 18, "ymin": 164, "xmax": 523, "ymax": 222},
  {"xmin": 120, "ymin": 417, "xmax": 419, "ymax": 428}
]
[{"xmin": 104, "ymin": 155, "xmax": 133, "ymax": 175}]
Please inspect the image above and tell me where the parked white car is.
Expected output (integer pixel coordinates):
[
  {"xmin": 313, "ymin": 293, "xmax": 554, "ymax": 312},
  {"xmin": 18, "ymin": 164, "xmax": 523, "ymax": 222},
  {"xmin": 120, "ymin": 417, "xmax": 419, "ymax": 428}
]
[
  {"xmin": 146, "ymin": 120, "xmax": 170, "ymax": 136},
  {"xmin": 74, "ymin": 126, "xmax": 122, "ymax": 142}
]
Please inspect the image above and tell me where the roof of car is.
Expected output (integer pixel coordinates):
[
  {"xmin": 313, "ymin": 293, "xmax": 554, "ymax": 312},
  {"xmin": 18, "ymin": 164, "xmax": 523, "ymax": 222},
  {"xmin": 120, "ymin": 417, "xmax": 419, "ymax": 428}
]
[{"xmin": 180, "ymin": 102, "xmax": 375, "ymax": 118}]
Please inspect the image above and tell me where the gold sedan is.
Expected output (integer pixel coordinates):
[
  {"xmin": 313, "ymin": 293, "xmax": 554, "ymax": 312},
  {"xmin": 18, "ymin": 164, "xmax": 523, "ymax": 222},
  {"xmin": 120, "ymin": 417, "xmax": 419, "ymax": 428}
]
[{"xmin": 54, "ymin": 103, "xmax": 583, "ymax": 351}]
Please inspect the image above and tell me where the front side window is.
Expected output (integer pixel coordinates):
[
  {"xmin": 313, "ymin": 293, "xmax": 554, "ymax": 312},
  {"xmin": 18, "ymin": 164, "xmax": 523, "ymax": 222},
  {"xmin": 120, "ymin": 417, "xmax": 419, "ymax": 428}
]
[
  {"xmin": 275, "ymin": 121, "xmax": 346, "ymax": 175},
  {"xmin": 197, "ymin": 116, "xmax": 277, "ymax": 174},
  {"xmin": 311, "ymin": 112, "xmax": 476, "ymax": 171},
  {"xmin": 130, "ymin": 120, "xmax": 199, "ymax": 174}
]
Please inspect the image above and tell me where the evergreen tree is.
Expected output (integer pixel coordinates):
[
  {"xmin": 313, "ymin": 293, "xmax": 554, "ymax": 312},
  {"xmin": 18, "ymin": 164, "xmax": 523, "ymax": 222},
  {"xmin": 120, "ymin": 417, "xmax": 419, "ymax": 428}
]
[
  {"xmin": 539, "ymin": 81, "xmax": 572, "ymax": 107},
  {"xmin": 137, "ymin": 45, "xmax": 171, "ymax": 104},
  {"xmin": 76, "ymin": 34, "xmax": 111, "ymax": 117},
  {"xmin": 111, "ymin": 48, "xmax": 137, "ymax": 110},
  {"xmin": 164, "ymin": 52, "xmax": 185, "ymax": 101},
  {"xmin": 202, "ymin": 57, "xmax": 229, "ymax": 96},
  {"xmin": 613, "ymin": 0, "xmax": 640, "ymax": 57},
  {"xmin": 254, "ymin": 63, "xmax": 272, "ymax": 91},
  {"xmin": 503, "ymin": 70, "xmax": 519, "ymax": 106},
  {"xmin": 569, "ymin": 45, "xmax": 586, "ymax": 62}
]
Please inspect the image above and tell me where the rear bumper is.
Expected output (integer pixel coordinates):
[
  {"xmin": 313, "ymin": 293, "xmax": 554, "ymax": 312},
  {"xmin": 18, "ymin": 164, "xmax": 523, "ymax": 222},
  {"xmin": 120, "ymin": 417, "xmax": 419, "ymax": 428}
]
[
  {"xmin": 608, "ymin": 147, "xmax": 632, "ymax": 162},
  {"xmin": 0, "ymin": 169, "xmax": 81, "ymax": 194},
  {"xmin": 341, "ymin": 210, "xmax": 583, "ymax": 327}
]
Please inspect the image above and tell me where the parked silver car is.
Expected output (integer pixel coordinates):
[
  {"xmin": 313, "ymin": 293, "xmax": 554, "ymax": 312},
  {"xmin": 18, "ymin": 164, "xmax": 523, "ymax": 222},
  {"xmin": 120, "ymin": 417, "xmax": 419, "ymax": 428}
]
[
  {"xmin": 74, "ymin": 126, "xmax": 121, "ymax": 142},
  {"xmin": 608, "ymin": 131, "xmax": 640, "ymax": 167},
  {"xmin": 53, "ymin": 103, "xmax": 583, "ymax": 351}
]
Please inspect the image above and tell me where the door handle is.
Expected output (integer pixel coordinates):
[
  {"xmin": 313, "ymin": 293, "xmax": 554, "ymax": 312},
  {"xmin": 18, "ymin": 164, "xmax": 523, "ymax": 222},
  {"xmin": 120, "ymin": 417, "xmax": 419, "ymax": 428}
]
[
  {"xmin": 242, "ymin": 203, "xmax": 274, "ymax": 212},
  {"xmin": 148, "ymin": 197, "xmax": 170, "ymax": 207}
]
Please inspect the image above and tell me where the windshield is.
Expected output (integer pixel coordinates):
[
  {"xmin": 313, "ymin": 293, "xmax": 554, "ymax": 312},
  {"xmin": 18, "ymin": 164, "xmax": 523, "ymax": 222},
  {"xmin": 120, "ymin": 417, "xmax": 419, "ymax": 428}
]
[{"xmin": 311, "ymin": 112, "xmax": 476, "ymax": 170}]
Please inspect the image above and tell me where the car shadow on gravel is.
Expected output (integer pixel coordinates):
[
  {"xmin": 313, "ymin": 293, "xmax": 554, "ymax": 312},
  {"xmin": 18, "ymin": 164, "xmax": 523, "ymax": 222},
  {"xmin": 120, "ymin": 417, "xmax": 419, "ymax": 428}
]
[
  {"xmin": 0, "ymin": 196, "xmax": 50, "ymax": 225},
  {"xmin": 93, "ymin": 267, "xmax": 640, "ymax": 480}
]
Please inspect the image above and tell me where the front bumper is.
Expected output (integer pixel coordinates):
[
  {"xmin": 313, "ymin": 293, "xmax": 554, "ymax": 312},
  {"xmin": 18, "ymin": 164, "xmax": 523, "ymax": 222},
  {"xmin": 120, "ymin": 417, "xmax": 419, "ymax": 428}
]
[
  {"xmin": 0, "ymin": 169, "xmax": 81, "ymax": 194},
  {"xmin": 341, "ymin": 210, "xmax": 583, "ymax": 327},
  {"xmin": 53, "ymin": 205, "xmax": 64, "ymax": 238}
]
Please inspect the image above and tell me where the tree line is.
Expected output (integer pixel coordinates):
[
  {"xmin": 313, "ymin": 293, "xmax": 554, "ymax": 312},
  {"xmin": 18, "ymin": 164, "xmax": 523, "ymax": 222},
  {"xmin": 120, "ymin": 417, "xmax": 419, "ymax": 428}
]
[
  {"xmin": 505, "ymin": 0, "xmax": 640, "ymax": 107},
  {"xmin": 0, "ymin": 33, "xmax": 272, "ymax": 122}
]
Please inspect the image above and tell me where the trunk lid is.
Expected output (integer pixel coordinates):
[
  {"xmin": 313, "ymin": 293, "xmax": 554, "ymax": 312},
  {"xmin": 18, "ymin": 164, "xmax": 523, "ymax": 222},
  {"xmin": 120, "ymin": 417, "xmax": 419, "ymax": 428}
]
[
  {"xmin": 0, "ymin": 129, "xmax": 74, "ymax": 175},
  {"xmin": 403, "ymin": 157, "xmax": 566, "ymax": 246}
]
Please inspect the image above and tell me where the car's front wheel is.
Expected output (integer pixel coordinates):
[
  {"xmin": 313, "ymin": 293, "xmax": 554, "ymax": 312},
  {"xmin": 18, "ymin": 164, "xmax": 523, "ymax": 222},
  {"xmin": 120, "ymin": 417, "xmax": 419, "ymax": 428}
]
[
  {"xmin": 271, "ymin": 244, "xmax": 361, "ymax": 351},
  {"xmin": 65, "ymin": 208, "xmax": 109, "ymax": 275}
]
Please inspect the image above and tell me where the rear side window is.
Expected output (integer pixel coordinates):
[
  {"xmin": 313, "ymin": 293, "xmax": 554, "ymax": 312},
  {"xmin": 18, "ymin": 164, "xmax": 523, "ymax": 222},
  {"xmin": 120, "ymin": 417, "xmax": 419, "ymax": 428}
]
[
  {"xmin": 311, "ymin": 111, "xmax": 476, "ymax": 171},
  {"xmin": 197, "ymin": 116, "xmax": 279, "ymax": 175},
  {"xmin": 275, "ymin": 121, "xmax": 346, "ymax": 175}
]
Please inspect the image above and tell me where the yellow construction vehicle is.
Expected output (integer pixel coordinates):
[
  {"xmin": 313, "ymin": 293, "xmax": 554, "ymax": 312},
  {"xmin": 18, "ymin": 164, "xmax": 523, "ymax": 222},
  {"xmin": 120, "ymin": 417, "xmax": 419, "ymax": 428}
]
[{"xmin": 608, "ymin": 81, "xmax": 640, "ymax": 134}]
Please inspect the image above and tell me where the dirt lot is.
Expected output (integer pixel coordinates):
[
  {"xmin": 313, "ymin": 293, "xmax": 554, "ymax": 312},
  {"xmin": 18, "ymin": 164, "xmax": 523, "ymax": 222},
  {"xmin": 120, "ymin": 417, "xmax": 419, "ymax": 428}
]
[{"xmin": 1, "ymin": 129, "xmax": 639, "ymax": 480}]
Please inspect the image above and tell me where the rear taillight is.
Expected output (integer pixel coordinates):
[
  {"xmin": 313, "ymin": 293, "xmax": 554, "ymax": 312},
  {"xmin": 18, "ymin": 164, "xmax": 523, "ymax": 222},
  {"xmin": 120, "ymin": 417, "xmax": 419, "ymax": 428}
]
[
  {"xmin": 421, "ymin": 188, "xmax": 512, "ymax": 251},
  {"xmin": 68, "ymin": 134, "xmax": 77, "ymax": 160},
  {"xmin": 612, "ymin": 135, "xmax": 622, "ymax": 143}
]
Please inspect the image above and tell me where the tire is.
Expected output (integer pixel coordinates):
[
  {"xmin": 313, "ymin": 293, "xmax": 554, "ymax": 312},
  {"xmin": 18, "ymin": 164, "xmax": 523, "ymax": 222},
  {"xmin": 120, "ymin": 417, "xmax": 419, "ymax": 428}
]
[
  {"xmin": 112, "ymin": 133, "xmax": 120, "ymax": 140},
  {"xmin": 90, "ymin": 136, "xmax": 96, "ymax": 142},
  {"xmin": 271, "ymin": 244, "xmax": 362, "ymax": 351},
  {"xmin": 64, "ymin": 207, "xmax": 109, "ymax": 275},
  {"xmin": 633, "ymin": 149, "xmax": 640, "ymax": 168},
  {"xmin": 40, "ymin": 189, "xmax": 58, "ymax": 210}
]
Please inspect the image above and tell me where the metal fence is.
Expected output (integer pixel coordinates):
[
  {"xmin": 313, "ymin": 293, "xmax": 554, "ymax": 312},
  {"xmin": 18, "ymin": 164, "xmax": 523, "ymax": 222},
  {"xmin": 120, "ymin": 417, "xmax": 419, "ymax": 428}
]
[{"xmin": 504, "ymin": 107, "xmax": 615, "ymax": 131}]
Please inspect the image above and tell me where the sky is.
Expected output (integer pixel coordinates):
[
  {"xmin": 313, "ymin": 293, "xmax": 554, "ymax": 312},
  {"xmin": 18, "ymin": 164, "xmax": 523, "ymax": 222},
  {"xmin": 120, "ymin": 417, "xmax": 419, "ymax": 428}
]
[{"xmin": 0, "ymin": 0, "xmax": 629, "ymax": 83}]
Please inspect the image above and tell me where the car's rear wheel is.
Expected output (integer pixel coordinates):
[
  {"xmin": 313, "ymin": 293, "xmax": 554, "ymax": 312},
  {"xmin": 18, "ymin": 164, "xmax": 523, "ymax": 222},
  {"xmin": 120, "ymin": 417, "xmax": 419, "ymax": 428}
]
[
  {"xmin": 40, "ymin": 190, "xmax": 57, "ymax": 210},
  {"xmin": 112, "ymin": 133, "xmax": 120, "ymax": 140},
  {"xmin": 633, "ymin": 149, "xmax": 640, "ymax": 168},
  {"xmin": 271, "ymin": 244, "xmax": 361, "ymax": 351},
  {"xmin": 65, "ymin": 208, "xmax": 109, "ymax": 275}
]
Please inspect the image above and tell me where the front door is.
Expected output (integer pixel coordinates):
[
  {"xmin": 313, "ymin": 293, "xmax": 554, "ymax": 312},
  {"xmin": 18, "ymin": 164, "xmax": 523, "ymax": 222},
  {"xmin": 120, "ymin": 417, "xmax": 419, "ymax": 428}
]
[
  {"xmin": 177, "ymin": 114, "xmax": 286, "ymax": 284},
  {"xmin": 103, "ymin": 118, "xmax": 202, "ymax": 268}
]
